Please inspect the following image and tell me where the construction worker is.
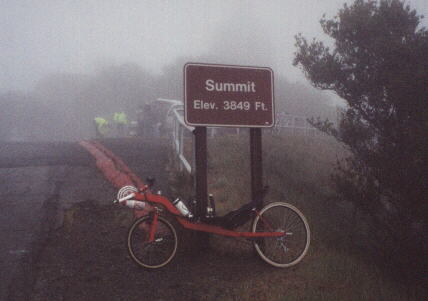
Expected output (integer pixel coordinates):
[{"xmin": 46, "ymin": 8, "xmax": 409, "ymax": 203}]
[
  {"xmin": 94, "ymin": 117, "xmax": 109, "ymax": 138},
  {"xmin": 113, "ymin": 111, "xmax": 128, "ymax": 137}
]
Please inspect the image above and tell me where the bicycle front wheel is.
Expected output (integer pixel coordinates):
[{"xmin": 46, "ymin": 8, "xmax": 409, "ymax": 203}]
[
  {"xmin": 127, "ymin": 215, "xmax": 178, "ymax": 269},
  {"xmin": 252, "ymin": 202, "xmax": 310, "ymax": 268}
]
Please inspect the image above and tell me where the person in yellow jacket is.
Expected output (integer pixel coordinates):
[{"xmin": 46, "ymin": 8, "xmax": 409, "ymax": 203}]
[
  {"xmin": 94, "ymin": 117, "xmax": 109, "ymax": 138},
  {"xmin": 113, "ymin": 112, "xmax": 128, "ymax": 137}
]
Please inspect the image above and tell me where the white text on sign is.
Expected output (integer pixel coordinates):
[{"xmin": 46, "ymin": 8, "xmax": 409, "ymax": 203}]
[
  {"xmin": 205, "ymin": 79, "xmax": 256, "ymax": 93},
  {"xmin": 193, "ymin": 100, "xmax": 267, "ymax": 111}
]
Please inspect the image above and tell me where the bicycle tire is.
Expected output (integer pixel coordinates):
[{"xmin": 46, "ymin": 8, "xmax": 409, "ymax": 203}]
[
  {"xmin": 252, "ymin": 202, "xmax": 310, "ymax": 268},
  {"xmin": 127, "ymin": 215, "xmax": 178, "ymax": 269}
]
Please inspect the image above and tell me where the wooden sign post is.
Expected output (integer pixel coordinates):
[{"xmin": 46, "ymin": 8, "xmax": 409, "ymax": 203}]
[
  {"xmin": 250, "ymin": 128, "xmax": 263, "ymax": 204},
  {"xmin": 193, "ymin": 126, "xmax": 208, "ymax": 217},
  {"xmin": 184, "ymin": 63, "xmax": 274, "ymax": 217}
]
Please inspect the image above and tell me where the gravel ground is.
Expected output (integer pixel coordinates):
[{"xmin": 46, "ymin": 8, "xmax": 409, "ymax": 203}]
[{"xmin": 29, "ymin": 202, "xmax": 273, "ymax": 301}]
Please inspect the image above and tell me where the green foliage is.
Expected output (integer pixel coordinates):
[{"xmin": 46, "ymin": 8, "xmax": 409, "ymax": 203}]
[{"xmin": 294, "ymin": 0, "xmax": 428, "ymax": 282}]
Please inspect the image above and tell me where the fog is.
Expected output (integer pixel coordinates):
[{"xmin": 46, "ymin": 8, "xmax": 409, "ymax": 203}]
[
  {"xmin": 1, "ymin": 0, "xmax": 427, "ymax": 141},
  {"xmin": 3, "ymin": 0, "xmax": 425, "ymax": 92}
]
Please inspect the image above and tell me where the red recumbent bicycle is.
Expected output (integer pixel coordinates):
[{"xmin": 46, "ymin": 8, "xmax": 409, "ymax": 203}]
[{"xmin": 114, "ymin": 178, "xmax": 310, "ymax": 269}]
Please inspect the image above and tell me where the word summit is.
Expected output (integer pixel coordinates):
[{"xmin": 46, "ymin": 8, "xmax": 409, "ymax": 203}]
[{"xmin": 205, "ymin": 79, "xmax": 256, "ymax": 93}]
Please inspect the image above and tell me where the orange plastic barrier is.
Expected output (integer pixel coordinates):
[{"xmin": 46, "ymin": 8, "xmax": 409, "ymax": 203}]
[
  {"xmin": 79, "ymin": 140, "xmax": 136, "ymax": 189},
  {"xmin": 79, "ymin": 140, "xmax": 150, "ymax": 218},
  {"xmin": 90, "ymin": 141, "xmax": 144, "ymax": 187}
]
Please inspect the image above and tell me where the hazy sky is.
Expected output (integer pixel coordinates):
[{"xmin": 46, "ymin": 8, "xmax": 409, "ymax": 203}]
[{"xmin": 1, "ymin": 0, "xmax": 427, "ymax": 92}]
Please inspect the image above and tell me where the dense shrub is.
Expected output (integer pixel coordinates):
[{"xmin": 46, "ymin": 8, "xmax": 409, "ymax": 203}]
[{"xmin": 294, "ymin": 0, "xmax": 428, "ymax": 282}]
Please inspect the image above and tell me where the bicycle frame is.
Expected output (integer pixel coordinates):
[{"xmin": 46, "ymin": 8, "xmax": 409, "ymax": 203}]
[{"xmin": 134, "ymin": 190, "xmax": 285, "ymax": 241}]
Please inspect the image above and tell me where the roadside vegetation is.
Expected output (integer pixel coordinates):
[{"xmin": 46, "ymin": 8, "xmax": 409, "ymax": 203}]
[
  {"xmin": 169, "ymin": 131, "xmax": 425, "ymax": 300},
  {"xmin": 294, "ymin": 0, "xmax": 427, "ymax": 288}
]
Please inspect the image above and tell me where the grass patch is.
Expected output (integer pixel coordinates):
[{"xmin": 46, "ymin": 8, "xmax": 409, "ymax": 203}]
[{"xmin": 168, "ymin": 131, "xmax": 425, "ymax": 300}]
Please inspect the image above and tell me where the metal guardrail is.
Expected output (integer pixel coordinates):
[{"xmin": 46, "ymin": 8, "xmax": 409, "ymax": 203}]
[
  {"xmin": 275, "ymin": 113, "xmax": 314, "ymax": 130},
  {"xmin": 158, "ymin": 98, "xmax": 329, "ymax": 174},
  {"xmin": 158, "ymin": 98, "xmax": 194, "ymax": 174},
  {"xmin": 273, "ymin": 113, "xmax": 328, "ymax": 137}
]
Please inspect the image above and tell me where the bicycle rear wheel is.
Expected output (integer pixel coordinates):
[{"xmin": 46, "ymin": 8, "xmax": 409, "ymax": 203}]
[
  {"xmin": 127, "ymin": 215, "xmax": 178, "ymax": 268},
  {"xmin": 252, "ymin": 202, "xmax": 310, "ymax": 268}
]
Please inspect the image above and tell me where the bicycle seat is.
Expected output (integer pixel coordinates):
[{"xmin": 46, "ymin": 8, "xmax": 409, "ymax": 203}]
[{"xmin": 202, "ymin": 201, "xmax": 259, "ymax": 230}]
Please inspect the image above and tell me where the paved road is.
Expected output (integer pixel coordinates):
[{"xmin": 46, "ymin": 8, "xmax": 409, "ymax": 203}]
[
  {"xmin": 0, "ymin": 166, "xmax": 65, "ymax": 301},
  {"xmin": 0, "ymin": 138, "xmax": 171, "ymax": 301},
  {"xmin": 100, "ymin": 138, "xmax": 172, "ymax": 194},
  {"xmin": 0, "ymin": 141, "xmax": 93, "ymax": 168},
  {"xmin": 0, "ymin": 141, "xmax": 93, "ymax": 301}
]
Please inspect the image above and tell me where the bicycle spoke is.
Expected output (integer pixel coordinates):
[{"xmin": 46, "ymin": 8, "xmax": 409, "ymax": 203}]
[
  {"xmin": 282, "ymin": 208, "xmax": 293, "ymax": 229},
  {"xmin": 285, "ymin": 215, "xmax": 301, "ymax": 233},
  {"xmin": 252, "ymin": 202, "xmax": 310, "ymax": 268},
  {"xmin": 128, "ymin": 216, "xmax": 177, "ymax": 269}
]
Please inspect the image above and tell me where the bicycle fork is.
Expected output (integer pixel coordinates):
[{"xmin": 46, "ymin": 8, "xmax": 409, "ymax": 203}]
[{"xmin": 148, "ymin": 212, "xmax": 159, "ymax": 242}]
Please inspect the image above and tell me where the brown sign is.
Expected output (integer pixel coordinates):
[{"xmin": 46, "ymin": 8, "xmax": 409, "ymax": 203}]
[{"xmin": 184, "ymin": 63, "xmax": 274, "ymax": 127}]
